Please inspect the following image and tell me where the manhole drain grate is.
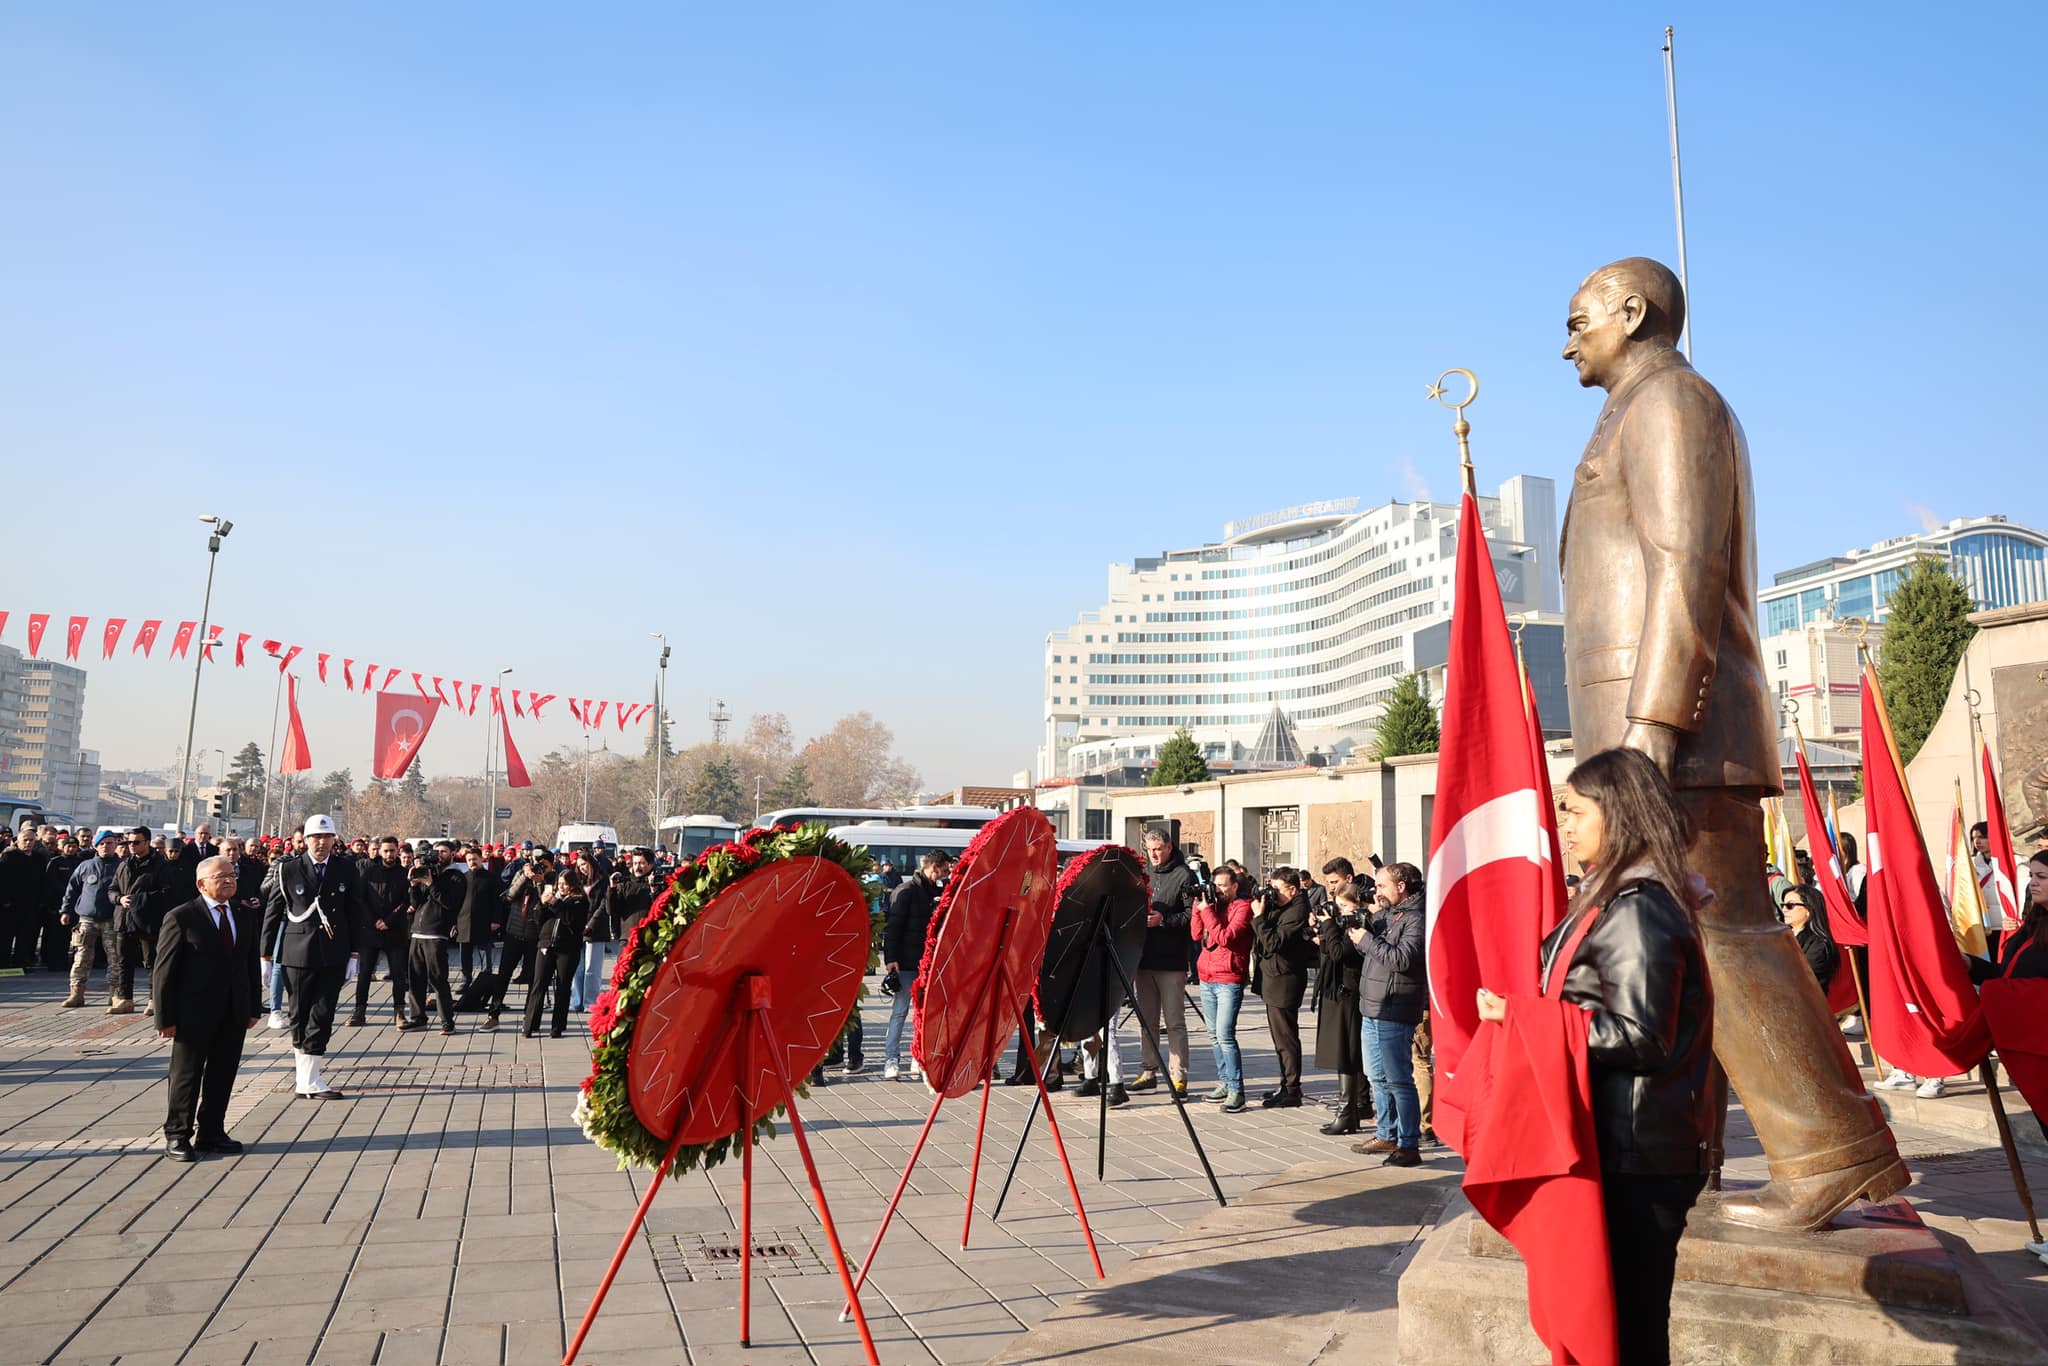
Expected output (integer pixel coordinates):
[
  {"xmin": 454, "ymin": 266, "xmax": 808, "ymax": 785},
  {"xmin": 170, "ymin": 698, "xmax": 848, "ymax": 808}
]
[{"xmin": 654, "ymin": 1228, "xmax": 830, "ymax": 1283}]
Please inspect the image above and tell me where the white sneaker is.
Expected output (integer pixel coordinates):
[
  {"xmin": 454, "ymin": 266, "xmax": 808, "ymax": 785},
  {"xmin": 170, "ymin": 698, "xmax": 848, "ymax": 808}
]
[
  {"xmin": 1915, "ymin": 1077, "xmax": 1947, "ymax": 1099},
  {"xmin": 882, "ymin": 1061, "xmax": 900, "ymax": 1080},
  {"xmin": 268, "ymin": 1010, "xmax": 288, "ymax": 1031},
  {"xmin": 1875, "ymin": 1068, "xmax": 1916, "ymax": 1090},
  {"xmin": 1838, "ymin": 1015, "xmax": 1864, "ymax": 1037}
]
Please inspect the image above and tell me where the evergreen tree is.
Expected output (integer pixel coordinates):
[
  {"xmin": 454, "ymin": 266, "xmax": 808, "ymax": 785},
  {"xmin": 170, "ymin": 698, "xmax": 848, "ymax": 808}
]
[
  {"xmin": 1876, "ymin": 554, "xmax": 1978, "ymax": 765},
  {"xmin": 644, "ymin": 706, "xmax": 675, "ymax": 760},
  {"xmin": 686, "ymin": 753, "xmax": 747, "ymax": 823},
  {"xmin": 1372, "ymin": 672, "xmax": 1441, "ymax": 759},
  {"xmin": 225, "ymin": 741, "xmax": 266, "ymax": 817},
  {"xmin": 400, "ymin": 758, "xmax": 430, "ymax": 805},
  {"xmin": 303, "ymin": 768, "xmax": 355, "ymax": 822},
  {"xmin": 1149, "ymin": 727, "xmax": 1212, "ymax": 786},
  {"xmin": 764, "ymin": 760, "xmax": 814, "ymax": 813}
]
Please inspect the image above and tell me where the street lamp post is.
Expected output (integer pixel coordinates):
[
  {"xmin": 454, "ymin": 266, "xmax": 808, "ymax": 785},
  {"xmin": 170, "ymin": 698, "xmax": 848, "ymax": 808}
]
[
  {"xmin": 175, "ymin": 515, "xmax": 232, "ymax": 832},
  {"xmin": 582, "ymin": 733, "xmax": 593, "ymax": 821},
  {"xmin": 485, "ymin": 667, "xmax": 512, "ymax": 842},
  {"xmin": 257, "ymin": 646, "xmax": 286, "ymax": 835},
  {"xmin": 650, "ymin": 633, "xmax": 669, "ymax": 846}
]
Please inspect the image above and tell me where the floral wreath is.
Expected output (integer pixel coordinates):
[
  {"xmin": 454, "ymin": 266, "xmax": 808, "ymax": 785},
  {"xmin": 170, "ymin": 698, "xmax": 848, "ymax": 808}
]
[
  {"xmin": 573, "ymin": 822, "xmax": 877, "ymax": 1174},
  {"xmin": 1032, "ymin": 842, "xmax": 1149, "ymax": 1023}
]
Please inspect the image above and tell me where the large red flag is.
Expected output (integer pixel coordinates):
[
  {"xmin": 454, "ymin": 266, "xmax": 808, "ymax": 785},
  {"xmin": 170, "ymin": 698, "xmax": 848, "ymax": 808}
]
[
  {"xmin": 1520, "ymin": 660, "xmax": 1568, "ymax": 939},
  {"xmin": 1794, "ymin": 737, "xmax": 1866, "ymax": 949},
  {"xmin": 1427, "ymin": 493, "xmax": 1556, "ymax": 1130},
  {"xmin": 500, "ymin": 709, "xmax": 531, "ymax": 788},
  {"xmin": 64, "ymin": 616, "xmax": 87, "ymax": 660},
  {"xmin": 372, "ymin": 692, "xmax": 442, "ymax": 780},
  {"xmin": 102, "ymin": 619, "xmax": 127, "ymax": 658},
  {"xmin": 1982, "ymin": 740, "xmax": 2023, "ymax": 934},
  {"xmin": 1862, "ymin": 666, "xmax": 1989, "ymax": 1078},
  {"xmin": 133, "ymin": 620, "xmax": 161, "ymax": 656},
  {"xmin": 26, "ymin": 613, "xmax": 49, "ymax": 657},
  {"xmin": 279, "ymin": 675, "xmax": 312, "ymax": 774}
]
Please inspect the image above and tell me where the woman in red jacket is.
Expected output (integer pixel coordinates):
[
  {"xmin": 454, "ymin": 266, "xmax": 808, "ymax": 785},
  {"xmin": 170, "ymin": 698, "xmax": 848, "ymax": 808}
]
[{"xmin": 1191, "ymin": 866, "xmax": 1256, "ymax": 1112}]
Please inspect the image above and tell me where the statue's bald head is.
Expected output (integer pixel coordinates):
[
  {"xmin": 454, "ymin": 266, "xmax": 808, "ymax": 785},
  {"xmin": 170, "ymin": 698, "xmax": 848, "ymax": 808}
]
[{"xmin": 1579, "ymin": 257, "xmax": 1685, "ymax": 345}]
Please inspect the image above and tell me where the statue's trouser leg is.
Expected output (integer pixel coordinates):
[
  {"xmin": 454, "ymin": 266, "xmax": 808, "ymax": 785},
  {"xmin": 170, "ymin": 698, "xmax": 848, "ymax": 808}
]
[{"xmin": 1682, "ymin": 790, "xmax": 1906, "ymax": 1230}]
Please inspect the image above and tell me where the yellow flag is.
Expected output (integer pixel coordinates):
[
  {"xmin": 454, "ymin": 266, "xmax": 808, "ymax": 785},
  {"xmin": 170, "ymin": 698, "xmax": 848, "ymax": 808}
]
[
  {"xmin": 1762, "ymin": 798, "xmax": 1780, "ymax": 870},
  {"xmin": 1943, "ymin": 784, "xmax": 1990, "ymax": 958}
]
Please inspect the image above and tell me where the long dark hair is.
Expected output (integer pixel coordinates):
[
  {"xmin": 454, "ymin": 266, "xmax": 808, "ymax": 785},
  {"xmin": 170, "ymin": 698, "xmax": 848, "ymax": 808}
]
[
  {"xmin": 1783, "ymin": 883, "xmax": 1833, "ymax": 943},
  {"xmin": 2018, "ymin": 851, "xmax": 2048, "ymax": 947},
  {"xmin": 1564, "ymin": 747, "xmax": 1697, "ymax": 915}
]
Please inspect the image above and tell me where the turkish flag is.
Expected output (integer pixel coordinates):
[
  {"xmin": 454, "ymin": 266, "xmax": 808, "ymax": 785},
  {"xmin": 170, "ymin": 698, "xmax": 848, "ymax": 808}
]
[
  {"xmin": 1980, "ymin": 974, "xmax": 2048, "ymax": 1128},
  {"xmin": 1983, "ymin": 741, "xmax": 2023, "ymax": 935},
  {"xmin": 134, "ymin": 620, "xmax": 162, "ymax": 656},
  {"xmin": 591, "ymin": 700, "xmax": 609, "ymax": 729},
  {"xmin": 373, "ymin": 691, "xmax": 442, "ymax": 780},
  {"xmin": 279, "ymin": 675, "xmax": 313, "ymax": 774},
  {"xmin": 1459, "ymin": 999, "xmax": 1618, "ymax": 1366},
  {"xmin": 1426, "ymin": 493, "xmax": 1558, "ymax": 1147},
  {"xmin": 202, "ymin": 625, "xmax": 223, "ymax": 661},
  {"xmin": 380, "ymin": 668, "xmax": 399, "ymax": 692},
  {"xmin": 1795, "ymin": 740, "xmax": 1866, "ymax": 949},
  {"xmin": 528, "ymin": 693, "xmax": 555, "ymax": 719},
  {"xmin": 102, "ymin": 619, "xmax": 127, "ymax": 658},
  {"xmin": 27, "ymin": 613, "xmax": 49, "ymax": 657},
  {"xmin": 500, "ymin": 709, "xmax": 531, "ymax": 788},
  {"xmin": 235, "ymin": 633, "xmax": 251, "ymax": 667},
  {"xmin": 0, "ymin": 611, "xmax": 8, "ymax": 642},
  {"xmin": 65, "ymin": 616, "xmax": 87, "ymax": 660},
  {"xmin": 1862, "ymin": 666, "xmax": 1989, "ymax": 1078},
  {"xmin": 511, "ymin": 689, "xmax": 525, "ymax": 718},
  {"xmin": 317, "ymin": 653, "xmax": 330, "ymax": 684},
  {"xmin": 343, "ymin": 658, "xmax": 355, "ymax": 690},
  {"xmin": 279, "ymin": 645, "xmax": 302, "ymax": 674}
]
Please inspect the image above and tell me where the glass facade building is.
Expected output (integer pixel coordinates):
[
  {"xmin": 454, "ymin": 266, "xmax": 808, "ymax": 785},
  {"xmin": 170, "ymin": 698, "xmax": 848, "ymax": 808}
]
[{"xmin": 1759, "ymin": 516, "xmax": 2048, "ymax": 633}]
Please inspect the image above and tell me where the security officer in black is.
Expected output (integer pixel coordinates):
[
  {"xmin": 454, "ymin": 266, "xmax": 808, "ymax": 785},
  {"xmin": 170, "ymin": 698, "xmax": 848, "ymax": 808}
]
[
  {"xmin": 349, "ymin": 836, "xmax": 419, "ymax": 1030},
  {"xmin": 261, "ymin": 814, "xmax": 366, "ymax": 1098}
]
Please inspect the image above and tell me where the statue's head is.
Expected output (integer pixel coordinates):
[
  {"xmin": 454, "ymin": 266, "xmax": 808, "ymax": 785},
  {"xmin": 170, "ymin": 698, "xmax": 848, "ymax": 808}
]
[{"xmin": 1563, "ymin": 257, "xmax": 1685, "ymax": 390}]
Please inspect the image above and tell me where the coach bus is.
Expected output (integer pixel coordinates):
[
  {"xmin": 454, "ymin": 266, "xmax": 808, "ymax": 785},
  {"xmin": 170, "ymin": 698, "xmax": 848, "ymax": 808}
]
[
  {"xmin": 655, "ymin": 814, "xmax": 746, "ymax": 858},
  {"xmin": 828, "ymin": 823, "xmax": 1108, "ymax": 876},
  {"xmin": 760, "ymin": 806, "xmax": 999, "ymax": 832}
]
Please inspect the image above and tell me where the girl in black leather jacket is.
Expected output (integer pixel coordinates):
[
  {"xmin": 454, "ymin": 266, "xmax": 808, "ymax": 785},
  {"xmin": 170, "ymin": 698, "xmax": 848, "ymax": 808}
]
[{"xmin": 1479, "ymin": 746, "xmax": 1714, "ymax": 1366}]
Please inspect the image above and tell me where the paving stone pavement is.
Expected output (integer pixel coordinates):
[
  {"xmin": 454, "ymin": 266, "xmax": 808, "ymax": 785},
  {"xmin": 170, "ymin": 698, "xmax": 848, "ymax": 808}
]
[{"xmin": 0, "ymin": 966, "xmax": 1380, "ymax": 1364}]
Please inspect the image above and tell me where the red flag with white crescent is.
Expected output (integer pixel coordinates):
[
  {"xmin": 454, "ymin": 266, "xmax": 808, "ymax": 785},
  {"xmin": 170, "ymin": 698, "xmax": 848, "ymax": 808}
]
[
  {"xmin": 27, "ymin": 614, "xmax": 49, "ymax": 657},
  {"xmin": 512, "ymin": 689, "xmax": 526, "ymax": 718},
  {"xmin": 235, "ymin": 633, "xmax": 251, "ymax": 667},
  {"xmin": 134, "ymin": 620, "xmax": 161, "ymax": 656},
  {"xmin": 528, "ymin": 693, "xmax": 555, "ymax": 719},
  {"xmin": 381, "ymin": 668, "xmax": 400, "ymax": 692},
  {"xmin": 429, "ymin": 676, "xmax": 449, "ymax": 705},
  {"xmin": 279, "ymin": 645, "xmax": 302, "ymax": 674},
  {"xmin": 103, "ymin": 619, "xmax": 127, "ymax": 658},
  {"xmin": 317, "ymin": 653, "xmax": 330, "ymax": 684},
  {"xmin": 1795, "ymin": 739, "xmax": 1867, "ymax": 949},
  {"xmin": 169, "ymin": 620, "xmax": 196, "ymax": 658},
  {"xmin": 1862, "ymin": 665, "xmax": 1989, "ymax": 1077},
  {"xmin": 202, "ymin": 625, "xmax": 223, "ymax": 661},
  {"xmin": 491, "ymin": 687, "xmax": 504, "ymax": 715},
  {"xmin": 569, "ymin": 699, "xmax": 584, "ymax": 726},
  {"xmin": 591, "ymin": 700, "xmax": 609, "ymax": 729},
  {"xmin": 373, "ymin": 692, "xmax": 442, "ymax": 780},
  {"xmin": 65, "ymin": 616, "xmax": 87, "ymax": 660},
  {"xmin": 500, "ymin": 709, "xmax": 531, "ymax": 788},
  {"xmin": 1983, "ymin": 740, "xmax": 2023, "ymax": 933},
  {"xmin": 343, "ymin": 658, "xmax": 355, "ymax": 690},
  {"xmin": 279, "ymin": 675, "xmax": 313, "ymax": 774}
]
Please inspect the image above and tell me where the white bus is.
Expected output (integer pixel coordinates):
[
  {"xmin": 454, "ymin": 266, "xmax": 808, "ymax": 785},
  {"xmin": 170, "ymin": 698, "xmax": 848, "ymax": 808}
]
[
  {"xmin": 656, "ymin": 814, "xmax": 746, "ymax": 858},
  {"xmin": 829, "ymin": 824, "xmax": 1109, "ymax": 877},
  {"xmin": 762, "ymin": 806, "xmax": 999, "ymax": 832}
]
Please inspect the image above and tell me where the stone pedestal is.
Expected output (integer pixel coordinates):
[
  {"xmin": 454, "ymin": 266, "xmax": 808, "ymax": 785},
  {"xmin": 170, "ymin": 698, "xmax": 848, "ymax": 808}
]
[{"xmin": 1397, "ymin": 1193, "xmax": 2048, "ymax": 1364}]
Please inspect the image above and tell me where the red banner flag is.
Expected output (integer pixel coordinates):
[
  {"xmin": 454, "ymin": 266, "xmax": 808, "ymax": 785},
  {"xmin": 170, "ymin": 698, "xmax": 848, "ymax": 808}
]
[
  {"xmin": 372, "ymin": 691, "xmax": 441, "ymax": 780},
  {"xmin": 1426, "ymin": 493, "xmax": 1557, "ymax": 1135},
  {"xmin": 343, "ymin": 658, "xmax": 355, "ymax": 690},
  {"xmin": 27, "ymin": 613, "xmax": 49, "ymax": 657},
  {"xmin": 202, "ymin": 625, "xmax": 223, "ymax": 661},
  {"xmin": 569, "ymin": 699, "xmax": 584, "ymax": 725},
  {"xmin": 317, "ymin": 653, "xmax": 330, "ymax": 684},
  {"xmin": 430, "ymin": 676, "xmax": 449, "ymax": 705},
  {"xmin": 235, "ymin": 633, "xmax": 251, "ymax": 667},
  {"xmin": 1983, "ymin": 740, "xmax": 2023, "ymax": 934},
  {"xmin": 1794, "ymin": 736, "xmax": 1867, "ymax": 948},
  {"xmin": 64, "ymin": 616, "xmax": 86, "ymax": 660},
  {"xmin": 381, "ymin": 668, "xmax": 400, "ymax": 692},
  {"xmin": 500, "ymin": 709, "xmax": 531, "ymax": 788},
  {"xmin": 528, "ymin": 693, "xmax": 555, "ymax": 719},
  {"xmin": 102, "ymin": 619, "xmax": 127, "ymax": 658},
  {"xmin": 491, "ymin": 687, "xmax": 504, "ymax": 715},
  {"xmin": 261, "ymin": 638, "xmax": 281, "ymax": 659},
  {"xmin": 512, "ymin": 689, "xmax": 526, "ymax": 718},
  {"xmin": 279, "ymin": 675, "xmax": 313, "ymax": 775},
  {"xmin": 279, "ymin": 645, "xmax": 302, "ymax": 674},
  {"xmin": 1862, "ymin": 665, "xmax": 1989, "ymax": 1078},
  {"xmin": 170, "ymin": 621, "xmax": 195, "ymax": 657},
  {"xmin": 591, "ymin": 700, "xmax": 609, "ymax": 729},
  {"xmin": 134, "ymin": 620, "xmax": 161, "ymax": 656},
  {"xmin": 360, "ymin": 662, "xmax": 376, "ymax": 692},
  {"xmin": 0, "ymin": 611, "xmax": 8, "ymax": 642}
]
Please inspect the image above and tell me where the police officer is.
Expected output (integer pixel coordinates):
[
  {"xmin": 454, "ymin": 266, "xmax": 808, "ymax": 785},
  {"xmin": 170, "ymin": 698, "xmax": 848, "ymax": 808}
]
[{"xmin": 261, "ymin": 815, "xmax": 367, "ymax": 1099}]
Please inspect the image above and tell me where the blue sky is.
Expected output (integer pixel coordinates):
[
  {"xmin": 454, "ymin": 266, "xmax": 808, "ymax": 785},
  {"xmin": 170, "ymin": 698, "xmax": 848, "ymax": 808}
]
[{"xmin": 3, "ymin": 4, "xmax": 2041, "ymax": 794}]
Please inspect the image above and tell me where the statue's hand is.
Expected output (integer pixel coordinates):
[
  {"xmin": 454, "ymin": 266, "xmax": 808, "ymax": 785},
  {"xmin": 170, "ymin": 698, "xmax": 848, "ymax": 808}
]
[{"xmin": 1621, "ymin": 720, "xmax": 1680, "ymax": 779}]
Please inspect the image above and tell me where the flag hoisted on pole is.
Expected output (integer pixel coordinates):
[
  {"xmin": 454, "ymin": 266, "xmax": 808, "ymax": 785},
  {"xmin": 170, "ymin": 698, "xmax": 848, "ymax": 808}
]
[
  {"xmin": 1944, "ymin": 780, "xmax": 1991, "ymax": 959},
  {"xmin": 1982, "ymin": 739, "xmax": 2023, "ymax": 932},
  {"xmin": 1419, "ymin": 372, "xmax": 1616, "ymax": 1364}
]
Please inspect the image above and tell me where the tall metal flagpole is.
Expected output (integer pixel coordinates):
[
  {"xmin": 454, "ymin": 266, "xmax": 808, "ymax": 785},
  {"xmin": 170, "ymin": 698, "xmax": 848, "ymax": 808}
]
[{"xmin": 1662, "ymin": 25, "xmax": 1692, "ymax": 358}]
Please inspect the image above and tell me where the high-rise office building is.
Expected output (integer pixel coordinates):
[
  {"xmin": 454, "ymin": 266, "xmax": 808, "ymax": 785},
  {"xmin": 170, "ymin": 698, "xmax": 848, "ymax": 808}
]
[
  {"xmin": 1760, "ymin": 515, "xmax": 2048, "ymax": 635},
  {"xmin": 0, "ymin": 648, "xmax": 94, "ymax": 817}
]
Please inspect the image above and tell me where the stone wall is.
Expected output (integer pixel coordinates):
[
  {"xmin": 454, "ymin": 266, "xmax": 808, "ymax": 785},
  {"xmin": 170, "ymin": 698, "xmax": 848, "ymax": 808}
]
[{"xmin": 1307, "ymin": 800, "xmax": 1374, "ymax": 873}]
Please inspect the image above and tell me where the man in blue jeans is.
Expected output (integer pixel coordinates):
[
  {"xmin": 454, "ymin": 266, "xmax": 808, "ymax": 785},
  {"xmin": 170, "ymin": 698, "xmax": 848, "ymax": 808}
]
[
  {"xmin": 880, "ymin": 850, "xmax": 951, "ymax": 1081},
  {"xmin": 1350, "ymin": 861, "xmax": 1427, "ymax": 1167}
]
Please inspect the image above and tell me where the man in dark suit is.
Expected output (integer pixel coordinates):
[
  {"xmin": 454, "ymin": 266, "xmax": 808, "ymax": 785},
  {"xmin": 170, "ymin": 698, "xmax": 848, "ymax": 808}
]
[
  {"xmin": 155, "ymin": 856, "xmax": 262, "ymax": 1161},
  {"xmin": 261, "ymin": 815, "xmax": 365, "ymax": 1099}
]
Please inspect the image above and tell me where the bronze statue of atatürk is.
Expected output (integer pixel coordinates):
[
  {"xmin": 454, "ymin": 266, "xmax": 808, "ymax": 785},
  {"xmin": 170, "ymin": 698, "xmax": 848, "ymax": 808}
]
[{"xmin": 1559, "ymin": 258, "xmax": 1906, "ymax": 1231}]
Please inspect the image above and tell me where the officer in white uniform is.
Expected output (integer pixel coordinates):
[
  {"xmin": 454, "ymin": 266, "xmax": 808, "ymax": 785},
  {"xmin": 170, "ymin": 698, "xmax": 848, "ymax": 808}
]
[{"xmin": 261, "ymin": 815, "xmax": 366, "ymax": 1098}]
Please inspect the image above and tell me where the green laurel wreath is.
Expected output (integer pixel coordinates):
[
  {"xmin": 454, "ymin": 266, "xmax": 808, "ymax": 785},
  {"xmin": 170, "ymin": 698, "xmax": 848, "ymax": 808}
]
[{"xmin": 573, "ymin": 822, "xmax": 876, "ymax": 1175}]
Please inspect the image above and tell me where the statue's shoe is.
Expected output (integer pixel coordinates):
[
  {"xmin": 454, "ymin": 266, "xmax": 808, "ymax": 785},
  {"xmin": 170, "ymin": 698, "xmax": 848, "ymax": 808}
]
[{"xmin": 1713, "ymin": 1154, "xmax": 1910, "ymax": 1233}]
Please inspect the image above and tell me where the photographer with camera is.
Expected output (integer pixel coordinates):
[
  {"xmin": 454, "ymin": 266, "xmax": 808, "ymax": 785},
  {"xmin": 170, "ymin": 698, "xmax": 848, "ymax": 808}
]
[
  {"xmin": 486, "ymin": 849, "xmax": 555, "ymax": 1029},
  {"xmin": 1250, "ymin": 867, "xmax": 1314, "ymax": 1107},
  {"xmin": 1190, "ymin": 865, "xmax": 1254, "ymax": 1112},
  {"xmin": 349, "ymin": 837, "xmax": 419, "ymax": 1030},
  {"xmin": 1350, "ymin": 862, "xmax": 1427, "ymax": 1167},
  {"xmin": 1310, "ymin": 859, "xmax": 1370, "ymax": 1136},
  {"xmin": 607, "ymin": 848, "xmax": 661, "ymax": 943},
  {"xmin": 406, "ymin": 841, "xmax": 464, "ymax": 1034},
  {"xmin": 1132, "ymin": 825, "xmax": 1197, "ymax": 1097}
]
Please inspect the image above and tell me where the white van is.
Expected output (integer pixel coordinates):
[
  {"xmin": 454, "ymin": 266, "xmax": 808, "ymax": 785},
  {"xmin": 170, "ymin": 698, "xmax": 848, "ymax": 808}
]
[{"xmin": 553, "ymin": 822, "xmax": 622, "ymax": 854}]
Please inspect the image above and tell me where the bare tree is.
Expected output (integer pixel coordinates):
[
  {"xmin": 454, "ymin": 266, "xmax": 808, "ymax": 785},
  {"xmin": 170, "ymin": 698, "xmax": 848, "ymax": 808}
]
[{"xmin": 797, "ymin": 712, "xmax": 921, "ymax": 807}]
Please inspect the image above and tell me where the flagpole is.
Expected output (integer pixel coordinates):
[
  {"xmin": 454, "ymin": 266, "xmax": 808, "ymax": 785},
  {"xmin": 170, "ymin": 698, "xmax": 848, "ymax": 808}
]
[
  {"xmin": 1427, "ymin": 369, "xmax": 1480, "ymax": 496},
  {"xmin": 1795, "ymin": 716, "xmax": 1883, "ymax": 1078},
  {"xmin": 1661, "ymin": 25, "xmax": 1692, "ymax": 359}
]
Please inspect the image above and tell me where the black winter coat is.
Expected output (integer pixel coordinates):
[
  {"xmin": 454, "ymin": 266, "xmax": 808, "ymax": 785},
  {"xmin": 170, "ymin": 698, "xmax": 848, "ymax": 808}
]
[
  {"xmin": 1795, "ymin": 925, "xmax": 1838, "ymax": 992},
  {"xmin": 608, "ymin": 874, "xmax": 659, "ymax": 941},
  {"xmin": 536, "ymin": 890, "xmax": 592, "ymax": 955},
  {"xmin": 1312, "ymin": 905, "xmax": 1364, "ymax": 1073},
  {"xmin": 356, "ymin": 858, "xmax": 412, "ymax": 937},
  {"xmin": 1139, "ymin": 850, "xmax": 1197, "ymax": 973},
  {"xmin": 114, "ymin": 852, "xmax": 178, "ymax": 936},
  {"xmin": 455, "ymin": 865, "xmax": 501, "ymax": 945},
  {"xmin": 884, "ymin": 874, "xmax": 944, "ymax": 969},
  {"xmin": 1538, "ymin": 877, "xmax": 1715, "ymax": 1177},
  {"xmin": 1358, "ymin": 893, "xmax": 1427, "ymax": 1026},
  {"xmin": 1250, "ymin": 890, "xmax": 1315, "ymax": 1010},
  {"xmin": 502, "ymin": 869, "xmax": 551, "ymax": 942}
]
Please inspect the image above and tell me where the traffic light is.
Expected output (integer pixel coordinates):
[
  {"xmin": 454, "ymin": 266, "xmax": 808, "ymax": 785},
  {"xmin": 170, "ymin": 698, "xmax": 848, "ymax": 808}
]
[
  {"xmin": 440, "ymin": 821, "xmax": 453, "ymax": 838},
  {"xmin": 208, "ymin": 791, "xmax": 228, "ymax": 819}
]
